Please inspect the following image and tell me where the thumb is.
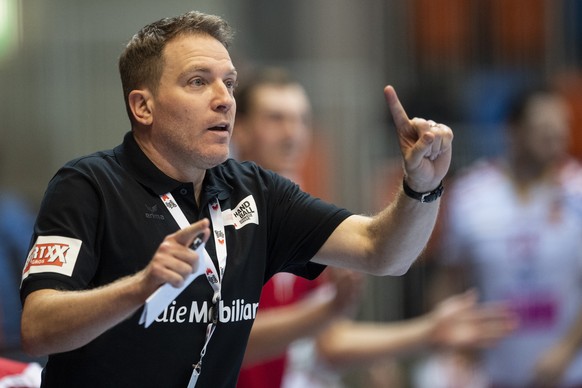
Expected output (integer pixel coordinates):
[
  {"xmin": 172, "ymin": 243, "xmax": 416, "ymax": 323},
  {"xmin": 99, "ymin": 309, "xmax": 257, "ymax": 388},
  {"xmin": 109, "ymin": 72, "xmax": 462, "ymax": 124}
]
[{"xmin": 170, "ymin": 218, "xmax": 211, "ymax": 247}]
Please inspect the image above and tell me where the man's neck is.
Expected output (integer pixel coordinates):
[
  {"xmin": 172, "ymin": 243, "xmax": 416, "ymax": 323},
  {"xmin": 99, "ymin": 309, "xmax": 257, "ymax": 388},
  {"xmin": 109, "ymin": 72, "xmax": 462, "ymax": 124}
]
[{"xmin": 133, "ymin": 132, "xmax": 206, "ymax": 203}]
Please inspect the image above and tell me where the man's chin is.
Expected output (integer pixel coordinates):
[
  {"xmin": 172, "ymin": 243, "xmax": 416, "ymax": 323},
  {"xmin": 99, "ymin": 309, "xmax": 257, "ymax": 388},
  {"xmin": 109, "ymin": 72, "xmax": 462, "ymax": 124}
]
[{"xmin": 200, "ymin": 152, "xmax": 230, "ymax": 169}]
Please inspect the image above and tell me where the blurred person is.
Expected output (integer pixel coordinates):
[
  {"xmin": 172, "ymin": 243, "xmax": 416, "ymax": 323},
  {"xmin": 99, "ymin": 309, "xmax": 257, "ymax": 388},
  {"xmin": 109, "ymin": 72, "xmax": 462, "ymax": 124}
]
[
  {"xmin": 430, "ymin": 85, "xmax": 582, "ymax": 387},
  {"xmin": 18, "ymin": 10, "xmax": 455, "ymax": 387},
  {"xmin": 0, "ymin": 190, "xmax": 42, "ymax": 387},
  {"xmin": 234, "ymin": 68, "xmax": 517, "ymax": 388},
  {"xmin": 0, "ymin": 191, "xmax": 34, "ymax": 360}
]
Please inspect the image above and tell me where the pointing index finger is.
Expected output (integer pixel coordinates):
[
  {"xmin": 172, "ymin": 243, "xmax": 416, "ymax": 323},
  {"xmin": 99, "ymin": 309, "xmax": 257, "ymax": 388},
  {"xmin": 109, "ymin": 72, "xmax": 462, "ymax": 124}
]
[
  {"xmin": 171, "ymin": 218, "xmax": 211, "ymax": 247},
  {"xmin": 384, "ymin": 85, "xmax": 411, "ymax": 131}
]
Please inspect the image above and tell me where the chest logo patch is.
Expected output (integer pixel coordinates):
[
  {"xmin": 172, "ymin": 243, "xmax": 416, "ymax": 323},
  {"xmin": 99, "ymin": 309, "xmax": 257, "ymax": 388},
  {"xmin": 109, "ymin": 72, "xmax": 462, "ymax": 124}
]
[
  {"xmin": 222, "ymin": 195, "xmax": 259, "ymax": 229},
  {"xmin": 22, "ymin": 235, "xmax": 82, "ymax": 280}
]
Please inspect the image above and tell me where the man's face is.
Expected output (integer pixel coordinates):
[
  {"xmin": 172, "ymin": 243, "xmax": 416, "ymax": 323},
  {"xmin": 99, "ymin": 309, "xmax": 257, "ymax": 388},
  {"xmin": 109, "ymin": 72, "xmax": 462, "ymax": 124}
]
[
  {"xmin": 241, "ymin": 84, "xmax": 312, "ymax": 176},
  {"xmin": 148, "ymin": 33, "xmax": 237, "ymax": 170},
  {"xmin": 517, "ymin": 95, "xmax": 570, "ymax": 167}
]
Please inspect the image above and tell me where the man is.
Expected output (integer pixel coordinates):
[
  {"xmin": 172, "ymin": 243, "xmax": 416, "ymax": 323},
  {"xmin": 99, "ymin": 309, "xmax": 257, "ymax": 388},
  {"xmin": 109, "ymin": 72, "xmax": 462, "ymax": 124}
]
[
  {"xmin": 431, "ymin": 86, "xmax": 582, "ymax": 387},
  {"xmin": 234, "ymin": 68, "xmax": 516, "ymax": 388},
  {"xmin": 19, "ymin": 11, "xmax": 453, "ymax": 387}
]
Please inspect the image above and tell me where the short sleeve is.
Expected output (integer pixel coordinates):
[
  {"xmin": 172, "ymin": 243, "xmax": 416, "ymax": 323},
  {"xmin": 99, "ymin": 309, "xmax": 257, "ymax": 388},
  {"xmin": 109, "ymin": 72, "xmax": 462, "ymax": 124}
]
[
  {"xmin": 263, "ymin": 170, "xmax": 352, "ymax": 279},
  {"xmin": 20, "ymin": 164, "xmax": 102, "ymax": 301}
]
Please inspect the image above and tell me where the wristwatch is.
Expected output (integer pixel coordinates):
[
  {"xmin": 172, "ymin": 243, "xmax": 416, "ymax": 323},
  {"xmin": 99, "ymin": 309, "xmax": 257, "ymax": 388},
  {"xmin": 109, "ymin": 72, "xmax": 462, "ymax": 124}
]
[{"xmin": 402, "ymin": 179, "xmax": 444, "ymax": 203}]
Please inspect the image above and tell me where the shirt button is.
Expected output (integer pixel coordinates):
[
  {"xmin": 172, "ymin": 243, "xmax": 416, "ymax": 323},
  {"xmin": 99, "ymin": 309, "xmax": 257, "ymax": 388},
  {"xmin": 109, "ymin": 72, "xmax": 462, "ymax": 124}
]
[{"xmin": 179, "ymin": 188, "xmax": 188, "ymax": 195}]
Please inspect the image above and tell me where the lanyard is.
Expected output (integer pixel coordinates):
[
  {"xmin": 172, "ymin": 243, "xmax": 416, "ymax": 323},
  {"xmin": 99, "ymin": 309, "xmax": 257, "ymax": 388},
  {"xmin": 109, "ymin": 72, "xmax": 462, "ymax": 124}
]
[{"xmin": 159, "ymin": 193, "xmax": 227, "ymax": 387}]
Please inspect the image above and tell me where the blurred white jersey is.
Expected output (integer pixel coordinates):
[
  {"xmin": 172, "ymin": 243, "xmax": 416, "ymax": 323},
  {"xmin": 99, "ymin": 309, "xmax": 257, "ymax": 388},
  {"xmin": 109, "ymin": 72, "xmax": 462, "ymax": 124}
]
[
  {"xmin": 442, "ymin": 158, "xmax": 582, "ymax": 386},
  {"xmin": 281, "ymin": 338, "xmax": 343, "ymax": 388}
]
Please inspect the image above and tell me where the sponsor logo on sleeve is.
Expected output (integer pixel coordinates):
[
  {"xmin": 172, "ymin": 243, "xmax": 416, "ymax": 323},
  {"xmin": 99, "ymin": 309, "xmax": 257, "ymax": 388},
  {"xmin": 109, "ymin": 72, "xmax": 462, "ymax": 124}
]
[{"xmin": 22, "ymin": 235, "xmax": 82, "ymax": 280}]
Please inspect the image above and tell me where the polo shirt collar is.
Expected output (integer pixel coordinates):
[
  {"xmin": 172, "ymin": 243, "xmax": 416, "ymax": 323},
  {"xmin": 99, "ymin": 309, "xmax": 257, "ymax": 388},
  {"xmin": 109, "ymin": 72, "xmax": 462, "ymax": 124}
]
[{"xmin": 114, "ymin": 131, "xmax": 232, "ymax": 203}]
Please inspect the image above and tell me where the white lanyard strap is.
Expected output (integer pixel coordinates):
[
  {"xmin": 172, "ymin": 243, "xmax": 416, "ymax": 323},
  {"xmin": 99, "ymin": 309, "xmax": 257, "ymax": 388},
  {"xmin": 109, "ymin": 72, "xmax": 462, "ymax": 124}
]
[
  {"xmin": 160, "ymin": 194, "xmax": 227, "ymax": 295},
  {"xmin": 187, "ymin": 321, "xmax": 217, "ymax": 388},
  {"xmin": 159, "ymin": 192, "xmax": 227, "ymax": 387},
  {"xmin": 207, "ymin": 197, "xmax": 227, "ymax": 302}
]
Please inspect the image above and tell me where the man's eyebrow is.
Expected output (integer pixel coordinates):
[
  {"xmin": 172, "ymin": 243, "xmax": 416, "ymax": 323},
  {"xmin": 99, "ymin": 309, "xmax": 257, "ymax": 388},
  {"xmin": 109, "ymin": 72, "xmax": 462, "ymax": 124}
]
[
  {"xmin": 180, "ymin": 67, "xmax": 210, "ymax": 78},
  {"xmin": 180, "ymin": 66, "xmax": 238, "ymax": 78},
  {"xmin": 223, "ymin": 67, "xmax": 238, "ymax": 78}
]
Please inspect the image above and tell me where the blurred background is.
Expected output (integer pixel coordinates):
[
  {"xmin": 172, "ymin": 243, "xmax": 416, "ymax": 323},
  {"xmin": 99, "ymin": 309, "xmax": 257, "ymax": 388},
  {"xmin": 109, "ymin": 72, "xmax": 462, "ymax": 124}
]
[{"xmin": 1, "ymin": 0, "xmax": 582, "ymax": 385}]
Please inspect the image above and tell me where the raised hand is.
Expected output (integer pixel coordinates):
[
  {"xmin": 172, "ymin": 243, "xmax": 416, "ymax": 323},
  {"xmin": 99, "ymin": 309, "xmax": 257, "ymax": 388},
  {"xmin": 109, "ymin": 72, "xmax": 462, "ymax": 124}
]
[
  {"xmin": 429, "ymin": 290, "xmax": 518, "ymax": 349},
  {"xmin": 384, "ymin": 85, "xmax": 454, "ymax": 192}
]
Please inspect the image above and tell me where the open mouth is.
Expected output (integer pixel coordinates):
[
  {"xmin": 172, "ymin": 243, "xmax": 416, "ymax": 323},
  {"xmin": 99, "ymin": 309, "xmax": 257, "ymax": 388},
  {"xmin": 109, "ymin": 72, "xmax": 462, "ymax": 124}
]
[{"xmin": 208, "ymin": 124, "xmax": 229, "ymax": 132}]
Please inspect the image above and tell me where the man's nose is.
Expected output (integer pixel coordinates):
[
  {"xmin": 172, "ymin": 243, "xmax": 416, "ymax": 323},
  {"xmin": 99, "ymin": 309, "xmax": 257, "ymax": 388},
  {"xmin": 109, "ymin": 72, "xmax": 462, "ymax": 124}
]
[{"xmin": 212, "ymin": 82, "xmax": 234, "ymax": 112}]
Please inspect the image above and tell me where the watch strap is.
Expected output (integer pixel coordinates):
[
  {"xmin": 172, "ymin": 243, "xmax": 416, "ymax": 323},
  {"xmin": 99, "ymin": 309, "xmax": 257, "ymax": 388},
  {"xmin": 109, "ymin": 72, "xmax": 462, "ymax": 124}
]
[{"xmin": 402, "ymin": 179, "xmax": 444, "ymax": 203}]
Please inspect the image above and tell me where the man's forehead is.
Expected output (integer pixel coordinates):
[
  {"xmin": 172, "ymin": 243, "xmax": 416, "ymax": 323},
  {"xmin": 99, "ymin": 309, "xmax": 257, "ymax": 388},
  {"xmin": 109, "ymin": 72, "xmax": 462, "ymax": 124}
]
[{"xmin": 163, "ymin": 33, "xmax": 234, "ymax": 70}]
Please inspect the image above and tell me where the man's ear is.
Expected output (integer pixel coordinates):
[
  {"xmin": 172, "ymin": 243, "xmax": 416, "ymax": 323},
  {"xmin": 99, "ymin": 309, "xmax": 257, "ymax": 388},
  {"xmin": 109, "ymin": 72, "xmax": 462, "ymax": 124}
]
[{"xmin": 128, "ymin": 90, "xmax": 154, "ymax": 125}]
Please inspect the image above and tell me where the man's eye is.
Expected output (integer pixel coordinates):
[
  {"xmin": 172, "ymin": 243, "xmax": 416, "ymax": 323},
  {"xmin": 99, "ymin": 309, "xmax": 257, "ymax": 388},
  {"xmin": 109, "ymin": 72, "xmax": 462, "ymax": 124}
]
[
  {"xmin": 225, "ymin": 80, "xmax": 238, "ymax": 90},
  {"xmin": 190, "ymin": 78, "xmax": 205, "ymax": 86}
]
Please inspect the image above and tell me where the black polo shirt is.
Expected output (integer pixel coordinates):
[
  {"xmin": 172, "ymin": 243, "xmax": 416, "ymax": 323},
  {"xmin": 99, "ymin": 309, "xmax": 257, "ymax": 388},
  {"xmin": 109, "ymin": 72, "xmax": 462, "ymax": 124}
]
[{"xmin": 20, "ymin": 131, "xmax": 352, "ymax": 388}]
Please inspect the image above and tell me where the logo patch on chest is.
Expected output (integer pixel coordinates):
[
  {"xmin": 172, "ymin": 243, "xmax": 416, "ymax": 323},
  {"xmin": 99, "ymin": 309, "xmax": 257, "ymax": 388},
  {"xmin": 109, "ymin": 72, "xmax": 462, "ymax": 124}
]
[{"xmin": 222, "ymin": 195, "xmax": 259, "ymax": 229}]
